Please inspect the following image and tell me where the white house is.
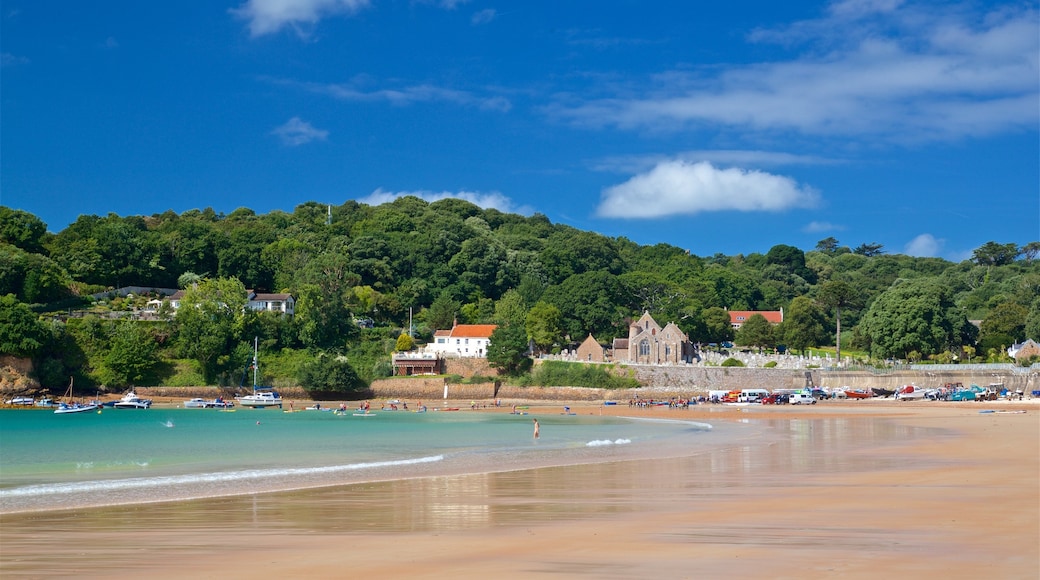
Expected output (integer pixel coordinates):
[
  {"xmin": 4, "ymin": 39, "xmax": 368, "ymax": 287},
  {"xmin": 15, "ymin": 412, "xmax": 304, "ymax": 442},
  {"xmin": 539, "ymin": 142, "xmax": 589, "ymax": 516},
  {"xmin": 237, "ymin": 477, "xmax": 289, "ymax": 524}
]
[
  {"xmin": 164, "ymin": 289, "xmax": 295, "ymax": 316},
  {"xmin": 426, "ymin": 323, "xmax": 497, "ymax": 358},
  {"xmin": 247, "ymin": 292, "xmax": 295, "ymax": 315}
]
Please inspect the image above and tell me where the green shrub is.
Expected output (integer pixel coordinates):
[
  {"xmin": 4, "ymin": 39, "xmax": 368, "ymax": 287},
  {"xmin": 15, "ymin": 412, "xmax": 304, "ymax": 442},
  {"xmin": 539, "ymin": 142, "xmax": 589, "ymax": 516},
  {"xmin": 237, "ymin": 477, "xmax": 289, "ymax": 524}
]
[
  {"xmin": 518, "ymin": 361, "xmax": 639, "ymax": 389},
  {"xmin": 763, "ymin": 360, "xmax": 778, "ymax": 368},
  {"xmin": 720, "ymin": 358, "xmax": 744, "ymax": 367}
]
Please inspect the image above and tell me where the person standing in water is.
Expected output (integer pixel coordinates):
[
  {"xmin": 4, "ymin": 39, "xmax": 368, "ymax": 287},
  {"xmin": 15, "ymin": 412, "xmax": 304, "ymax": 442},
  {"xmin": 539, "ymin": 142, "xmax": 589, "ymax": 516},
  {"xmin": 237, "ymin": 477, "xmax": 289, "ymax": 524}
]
[{"xmin": 532, "ymin": 418, "xmax": 540, "ymax": 439}]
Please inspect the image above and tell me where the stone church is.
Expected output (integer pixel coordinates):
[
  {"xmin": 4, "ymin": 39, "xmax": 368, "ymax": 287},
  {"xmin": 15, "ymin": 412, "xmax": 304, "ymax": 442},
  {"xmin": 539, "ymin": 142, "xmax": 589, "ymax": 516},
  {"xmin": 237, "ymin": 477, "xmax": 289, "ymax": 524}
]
[{"xmin": 611, "ymin": 311, "xmax": 694, "ymax": 365}]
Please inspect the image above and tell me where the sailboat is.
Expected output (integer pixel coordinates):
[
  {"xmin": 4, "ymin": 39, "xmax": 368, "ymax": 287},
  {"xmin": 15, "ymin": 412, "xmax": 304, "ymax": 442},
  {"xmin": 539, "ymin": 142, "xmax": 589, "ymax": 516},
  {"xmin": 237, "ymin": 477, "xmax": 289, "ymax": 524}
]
[
  {"xmin": 234, "ymin": 338, "xmax": 283, "ymax": 409},
  {"xmin": 54, "ymin": 377, "xmax": 99, "ymax": 414}
]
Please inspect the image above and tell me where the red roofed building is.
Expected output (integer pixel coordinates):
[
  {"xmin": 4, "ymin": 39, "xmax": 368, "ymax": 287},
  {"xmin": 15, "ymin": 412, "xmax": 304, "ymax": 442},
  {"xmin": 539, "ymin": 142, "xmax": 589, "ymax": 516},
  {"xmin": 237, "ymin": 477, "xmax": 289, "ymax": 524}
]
[
  {"xmin": 427, "ymin": 323, "xmax": 498, "ymax": 358},
  {"xmin": 729, "ymin": 308, "xmax": 784, "ymax": 330}
]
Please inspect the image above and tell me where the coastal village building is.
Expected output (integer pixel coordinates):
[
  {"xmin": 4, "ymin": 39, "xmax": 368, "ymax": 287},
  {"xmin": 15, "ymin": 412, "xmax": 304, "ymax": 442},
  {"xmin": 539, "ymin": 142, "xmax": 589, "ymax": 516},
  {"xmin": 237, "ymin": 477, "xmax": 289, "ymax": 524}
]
[
  {"xmin": 575, "ymin": 334, "xmax": 607, "ymax": 363},
  {"xmin": 728, "ymin": 309, "xmax": 784, "ymax": 330},
  {"xmin": 426, "ymin": 323, "xmax": 497, "ymax": 358},
  {"xmin": 390, "ymin": 350, "xmax": 442, "ymax": 376},
  {"xmin": 611, "ymin": 311, "xmax": 694, "ymax": 365},
  {"xmin": 162, "ymin": 289, "xmax": 295, "ymax": 315},
  {"xmin": 1008, "ymin": 339, "xmax": 1040, "ymax": 362}
]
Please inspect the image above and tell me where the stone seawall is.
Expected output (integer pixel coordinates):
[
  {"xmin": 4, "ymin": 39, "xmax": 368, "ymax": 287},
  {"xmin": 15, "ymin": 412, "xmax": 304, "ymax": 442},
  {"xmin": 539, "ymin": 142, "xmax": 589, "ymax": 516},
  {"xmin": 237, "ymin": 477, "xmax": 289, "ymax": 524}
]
[{"xmin": 22, "ymin": 365, "xmax": 1037, "ymax": 403}]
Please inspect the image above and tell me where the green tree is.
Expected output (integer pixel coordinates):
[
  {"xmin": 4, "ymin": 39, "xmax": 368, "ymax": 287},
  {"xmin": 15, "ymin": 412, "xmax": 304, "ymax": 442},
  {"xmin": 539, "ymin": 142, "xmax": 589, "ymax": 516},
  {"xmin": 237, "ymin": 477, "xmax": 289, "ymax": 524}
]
[
  {"xmin": 525, "ymin": 301, "xmax": 562, "ymax": 354},
  {"xmin": 395, "ymin": 333, "xmax": 415, "ymax": 352},
  {"xmin": 814, "ymin": 237, "xmax": 840, "ymax": 254},
  {"xmin": 486, "ymin": 325, "xmax": 532, "ymax": 376},
  {"xmin": 978, "ymin": 301, "xmax": 1028, "ymax": 353},
  {"xmin": 782, "ymin": 296, "xmax": 828, "ymax": 355},
  {"xmin": 972, "ymin": 241, "xmax": 1019, "ymax": 267},
  {"xmin": 425, "ymin": 292, "xmax": 460, "ymax": 330},
  {"xmin": 701, "ymin": 306, "xmax": 734, "ymax": 345},
  {"xmin": 853, "ymin": 242, "xmax": 885, "ymax": 256},
  {"xmin": 0, "ymin": 294, "xmax": 48, "ymax": 357},
  {"xmin": 539, "ymin": 271, "xmax": 628, "ymax": 340},
  {"xmin": 0, "ymin": 207, "xmax": 48, "ymax": 254},
  {"xmin": 99, "ymin": 321, "xmax": 158, "ymax": 387},
  {"xmin": 735, "ymin": 314, "xmax": 774, "ymax": 352},
  {"xmin": 174, "ymin": 277, "xmax": 249, "ymax": 383},
  {"xmin": 295, "ymin": 284, "xmax": 356, "ymax": 351},
  {"xmin": 859, "ymin": 279, "xmax": 976, "ymax": 360},
  {"xmin": 493, "ymin": 289, "xmax": 528, "ymax": 327},
  {"xmin": 1025, "ymin": 298, "xmax": 1040, "ymax": 341},
  {"xmin": 296, "ymin": 353, "xmax": 366, "ymax": 395},
  {"xmin": 765, "ymin": 244, "xmax": 817, "ymax": 284},
  {"xmin": 0, "ymin": 244, "xmax": 72, "ymax": 303},
  {"xmin": 818, "ymin": 280, "xmax": 859, "ymax": 364}
]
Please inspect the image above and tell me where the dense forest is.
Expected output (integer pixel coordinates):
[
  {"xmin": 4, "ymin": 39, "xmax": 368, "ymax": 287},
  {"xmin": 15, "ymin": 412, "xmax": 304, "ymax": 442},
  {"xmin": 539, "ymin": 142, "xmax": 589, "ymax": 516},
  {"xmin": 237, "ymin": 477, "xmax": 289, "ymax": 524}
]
[{"xmin": 1, "ymin": 201, "xmax": 1037, "ymax": 395}]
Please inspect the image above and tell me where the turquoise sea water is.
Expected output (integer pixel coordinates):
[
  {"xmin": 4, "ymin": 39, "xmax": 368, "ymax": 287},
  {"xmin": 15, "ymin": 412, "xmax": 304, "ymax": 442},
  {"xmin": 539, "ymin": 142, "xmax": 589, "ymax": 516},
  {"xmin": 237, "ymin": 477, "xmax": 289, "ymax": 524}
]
[{"xmin": 0, "ymin": 406, "xmax": 726, "ymax": 513}]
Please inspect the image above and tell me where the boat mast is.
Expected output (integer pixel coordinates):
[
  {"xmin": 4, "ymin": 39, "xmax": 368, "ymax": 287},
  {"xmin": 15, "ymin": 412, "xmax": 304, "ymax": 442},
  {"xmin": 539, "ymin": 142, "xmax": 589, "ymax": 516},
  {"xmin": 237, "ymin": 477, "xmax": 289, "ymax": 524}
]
[{"xmin": 252, "ymin": 337, "xmax": 259, "ymax": 390}]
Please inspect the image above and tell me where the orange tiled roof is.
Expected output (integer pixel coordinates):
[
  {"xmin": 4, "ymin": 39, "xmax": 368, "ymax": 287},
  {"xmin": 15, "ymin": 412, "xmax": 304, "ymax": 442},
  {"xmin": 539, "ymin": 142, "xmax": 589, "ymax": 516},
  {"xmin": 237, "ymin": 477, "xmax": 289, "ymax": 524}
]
[
  {"xmin": 449, "ymin": 324, "xmax": 498, "ymax": 338},
  {"xmin": 729, "ymin": 310, "xmax": 783, "ymax": 324}
]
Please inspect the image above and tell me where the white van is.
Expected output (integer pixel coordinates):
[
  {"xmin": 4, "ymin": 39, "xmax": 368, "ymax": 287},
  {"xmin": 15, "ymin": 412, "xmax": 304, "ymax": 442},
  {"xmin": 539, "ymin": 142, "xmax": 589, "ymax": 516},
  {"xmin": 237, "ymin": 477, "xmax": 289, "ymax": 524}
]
[
  {"xmin": 790, "ymin": 393, "xmax": 816, "ymax": 405},
  {"xmin": 738, "ymin": 389, "xmax": 770, "ymax": 403}
]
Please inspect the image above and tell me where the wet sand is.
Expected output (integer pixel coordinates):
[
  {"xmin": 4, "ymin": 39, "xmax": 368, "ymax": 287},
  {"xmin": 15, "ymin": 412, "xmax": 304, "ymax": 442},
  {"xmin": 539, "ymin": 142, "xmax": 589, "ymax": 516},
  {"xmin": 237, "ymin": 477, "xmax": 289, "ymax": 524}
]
[{"xmin": 1, "ymin": 401, "xmax": 1037, "ymax": 579}]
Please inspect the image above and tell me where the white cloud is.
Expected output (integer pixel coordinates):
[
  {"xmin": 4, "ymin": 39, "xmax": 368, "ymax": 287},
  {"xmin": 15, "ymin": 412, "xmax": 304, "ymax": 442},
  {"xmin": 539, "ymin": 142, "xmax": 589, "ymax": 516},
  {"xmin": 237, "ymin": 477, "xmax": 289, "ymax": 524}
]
[
  {"xmin": 471, "ymin": 9, "xmax": 496, "ymax": 25},
  {"xmin": 359, "ymin": 188, "xmax": 532, "ymax": 215},
  {"xmin": 592, "ymin": 150, "xmax": 835, "ymax": 174},
  {"xmin": 231, "ymin": 0, "xmax": 370, "ymax": 37},
  {"xmin": 276, "ymin": 77, "xmax": 512, "ymax": 112},
  {"xmin": 903, "ymin": 233, "xmax": 944, "ymax": 257},
  {"xmin": 271, "ymin": 117, "xmax": 329, "ymax": 146},
  {"xmin": 803, "ymin": 221, "xmax": 845, "ymax": 233},
  {"xmin": 1, "ymin": 52, "xmax": 29, "ymax": 67},
  {"xmin": 553, "ymin": 2, "xmax": 1038, "ymax": 141},
  {"xmin": 596, "ymin": 161, "xmax": 818, "ymax": 219}
]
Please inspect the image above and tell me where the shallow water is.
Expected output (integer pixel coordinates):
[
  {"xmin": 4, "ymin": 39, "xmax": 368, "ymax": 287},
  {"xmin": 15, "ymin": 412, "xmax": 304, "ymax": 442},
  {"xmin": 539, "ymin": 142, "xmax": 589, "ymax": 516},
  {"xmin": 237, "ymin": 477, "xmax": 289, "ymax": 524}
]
[{"xmin": 0, "ymin": 407, "xmax": 723, "ymax": 513}]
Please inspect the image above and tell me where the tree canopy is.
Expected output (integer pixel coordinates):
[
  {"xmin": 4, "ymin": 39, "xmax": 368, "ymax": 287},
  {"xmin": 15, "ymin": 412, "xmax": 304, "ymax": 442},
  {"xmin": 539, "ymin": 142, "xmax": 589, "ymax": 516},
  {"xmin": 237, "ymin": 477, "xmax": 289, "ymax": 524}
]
[{"xmin": 0, "ymin": 200, "xmax": 1035, "ymax": 390}]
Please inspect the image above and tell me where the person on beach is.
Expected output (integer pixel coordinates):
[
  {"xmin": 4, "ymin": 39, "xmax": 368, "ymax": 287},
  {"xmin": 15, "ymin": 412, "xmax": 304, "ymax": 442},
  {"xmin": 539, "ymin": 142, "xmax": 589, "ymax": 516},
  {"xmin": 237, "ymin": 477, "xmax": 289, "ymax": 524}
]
[{"xmin": 533, "ymin": 418, "xmax": 540, "ymax": 439}]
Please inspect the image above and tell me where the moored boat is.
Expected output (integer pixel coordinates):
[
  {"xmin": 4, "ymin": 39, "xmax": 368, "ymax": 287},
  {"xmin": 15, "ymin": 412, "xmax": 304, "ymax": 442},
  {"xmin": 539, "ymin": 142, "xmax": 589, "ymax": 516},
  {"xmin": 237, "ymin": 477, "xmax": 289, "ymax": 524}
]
[
  {"xmin": 844, "ymin": 389, "xmax": 872, "ymax": 399},
  {"xmin": 184, "ymin": 397, "xmax": 235, "ymax": 409},
  {"xmin": 53, "ymin": 378, "xmax": 99, "ymax": 415},
  {"xmin": 5, "ymin": 396, "xmax": 35, "ymax": 406},
  {"xmin": 113, "ymin": 390, "xmax": 153, "ymax": 409},
  {"xmin": 235, "ymin": 337, "xmax": 283, "ymax": 409}
]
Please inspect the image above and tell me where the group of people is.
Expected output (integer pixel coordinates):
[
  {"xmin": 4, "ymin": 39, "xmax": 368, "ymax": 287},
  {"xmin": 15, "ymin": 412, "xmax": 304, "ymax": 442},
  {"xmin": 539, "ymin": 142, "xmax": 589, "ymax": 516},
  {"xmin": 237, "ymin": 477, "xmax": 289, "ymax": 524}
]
[{"xmin": 627, "ymin": 397, "xmax": 701, "ymax": 408}]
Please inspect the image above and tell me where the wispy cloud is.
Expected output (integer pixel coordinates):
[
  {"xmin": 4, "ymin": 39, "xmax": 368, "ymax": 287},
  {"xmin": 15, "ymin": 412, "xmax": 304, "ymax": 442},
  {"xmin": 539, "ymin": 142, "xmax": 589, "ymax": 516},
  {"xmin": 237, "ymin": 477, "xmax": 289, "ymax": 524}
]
[
  {"xmin": 597, "ymin": 161, "xmax": 818, "ymax": 219},
  {"xmin": 1, "ymin": 52, "xmax": 29, "ymax": 67},
  {"xmin": 271, "ymin": 117, "xmax": 329, "ymax": 146},
  {"xmin": 903, "ymin": 233, "xmax": 943, "ymax": 257},
  {"xmin": 471, "ymin": 9, "xmax": 496, "ymax": 26},
  {"xmin": 592, "ymin": 150, "xmax": 836, "ymax": 174},
  {"xmin": 231, "ymin": 0, "xmax": 370, "ymax": 38},
  {"xmin": 803, "ymin": 221, "xmax": 845, "ymax": 233},
  {"xmin": 359, "ymin": 188, "xmax": 532, "ymax": 215},
  {"xmin": 415, "ymin": 0, "xmax": 472, "ymax": 9},
  {"xmin": 552, "ymin": 2, "xmax": 1038, "ymax": 141},
  {"xmin": 269, "ymin": 76, "xmax": 512, "ymax": 112}
]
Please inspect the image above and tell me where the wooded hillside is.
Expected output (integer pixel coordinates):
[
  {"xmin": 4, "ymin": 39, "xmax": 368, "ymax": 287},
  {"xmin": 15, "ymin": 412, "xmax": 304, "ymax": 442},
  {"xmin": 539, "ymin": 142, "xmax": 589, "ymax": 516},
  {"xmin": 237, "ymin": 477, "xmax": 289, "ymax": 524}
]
[{"xmin": 1, "ymin": 202, "xmax": 1037, "ymax": 392}]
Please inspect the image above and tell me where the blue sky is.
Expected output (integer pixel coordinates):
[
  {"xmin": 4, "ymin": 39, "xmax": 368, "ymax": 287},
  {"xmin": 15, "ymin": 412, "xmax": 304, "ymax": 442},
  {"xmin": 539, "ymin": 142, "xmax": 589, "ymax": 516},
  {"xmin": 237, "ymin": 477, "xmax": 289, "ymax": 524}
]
[{"xmin": 2, "ymin": 0, "xmax": 1037, "ymax": 260}]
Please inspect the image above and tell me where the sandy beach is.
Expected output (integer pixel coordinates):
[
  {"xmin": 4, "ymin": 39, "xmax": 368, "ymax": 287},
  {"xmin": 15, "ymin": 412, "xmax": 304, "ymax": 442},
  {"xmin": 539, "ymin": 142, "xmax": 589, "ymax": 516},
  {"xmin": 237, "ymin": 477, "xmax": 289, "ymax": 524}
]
[{"xmin": 1, "ymin": 400, "xmax": 1037, "ymax": 579}]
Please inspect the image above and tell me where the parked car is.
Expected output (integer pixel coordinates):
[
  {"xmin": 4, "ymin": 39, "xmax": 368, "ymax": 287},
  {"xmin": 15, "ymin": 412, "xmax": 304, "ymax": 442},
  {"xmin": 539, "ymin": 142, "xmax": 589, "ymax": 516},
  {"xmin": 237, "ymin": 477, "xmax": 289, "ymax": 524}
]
[{"xmin": 790, "ymin": 393, "xmax": 816, "ymax": 405}]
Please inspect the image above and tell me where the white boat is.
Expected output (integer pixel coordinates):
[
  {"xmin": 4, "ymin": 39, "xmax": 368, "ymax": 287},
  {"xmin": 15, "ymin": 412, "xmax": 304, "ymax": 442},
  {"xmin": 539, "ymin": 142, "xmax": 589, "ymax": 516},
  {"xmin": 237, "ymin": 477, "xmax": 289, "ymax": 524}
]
[
  {"xmin": 895, "ymin": 384, "xmax": 927, "ymax": 401},
  {"xmin": 113, "ymin": 390, "xmax": 153, "ymax": 409},
  {"xmin": 53, "ymin": 378, "xmax": 99, "ymax": 415},
  {"xmin": 184, "ymin": 397, "xmax": 235, "ymax": 409},
  {"xmin": 35, "ymin": 397, "xmax": 57, "ymax": 407},
  {"xmin": 5, "ymin": 396, "xmax": 35, "ymax": 406},
  {"xmin": 235, "ymin": 338, "xmax": 283, "ymax": 409}
]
